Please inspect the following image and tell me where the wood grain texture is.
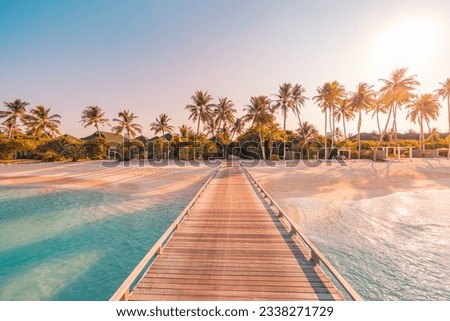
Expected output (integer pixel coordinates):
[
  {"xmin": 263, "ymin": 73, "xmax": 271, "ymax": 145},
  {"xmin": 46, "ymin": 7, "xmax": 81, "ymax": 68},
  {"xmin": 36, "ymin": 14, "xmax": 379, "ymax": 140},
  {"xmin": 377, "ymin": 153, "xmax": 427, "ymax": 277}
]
[{"xmin": 130, "ymin": 162, "xmax": 343, "ymax": 301}]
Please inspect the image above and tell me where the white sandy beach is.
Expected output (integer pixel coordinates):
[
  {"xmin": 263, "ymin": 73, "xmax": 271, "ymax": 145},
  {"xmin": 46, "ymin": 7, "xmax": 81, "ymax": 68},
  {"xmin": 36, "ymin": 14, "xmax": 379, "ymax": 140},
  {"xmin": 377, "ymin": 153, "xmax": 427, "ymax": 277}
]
[{"xmin": 0, "ymin": 160, "xmax": 216, "ymax": 201}]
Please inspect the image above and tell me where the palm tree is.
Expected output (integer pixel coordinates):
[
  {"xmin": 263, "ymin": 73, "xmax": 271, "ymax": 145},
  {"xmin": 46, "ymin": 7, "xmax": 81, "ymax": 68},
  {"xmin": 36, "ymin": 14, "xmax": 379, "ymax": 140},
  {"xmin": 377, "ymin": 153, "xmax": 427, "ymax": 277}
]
[
  {"xmin": 185, "ymin": 90, "xmax": 214, "ymax": 137},
  {"xmin": 298, "ymin": 121, "xmax": 319, "ymax": 142},
  {"xmin": 214, "ymin": 97, "xmax": 236, "ymax": 135},
  {"xmin": 150, "ymin": 113, "xmax": 175, "ymax": 136},
  {"xmin": 243, "ymin": 96, "xmax": 274, "ymax": 160},
  {"xmin": 25, "ymin": 105, "xmax": 61, "ymax": 138},
  {"xmin": 313, "ymin": 81, "xmax": 345, "ymax": 159},
  {"xmin": 406, "ymin": 94, "xmax": 441, "ymax": 150},
  {"xmin": 349, "ymin": 83, "xmax": 376, "ymax": 158},
  {"xmin": 0, "ymin": 118, "xmax": 22, "ymax": 138},
  {"xmin": 272, "ymin": 83, "xmax": 294, "ymax": 160},
  {"xmin": 374, "ymin": 68, "xmax": 419, "ymax": 160},
  {"xmin": 0, "ymin": 99, "xmax": 29, "ymax": 138},
  {"xmin": 297, "ymin": 121, "xmax": 319, "ymax": 159},
  {"xmin": 334, "ymin": 97, "xmax": 353, "ymax": 139},
  {"xmin": 291, "ymin": 84, "xmax": 308, "ymax": 135},
  {"xmin": 179, "ymin": 124, "xmax": 194, "ymax": 141},
  {"xmin": 380, "ymin": 68, "xmax": 419, "ymax": 139},
  {"xmin": 230, "ymin": 117, "xmax": 245, "ymax": 141},
  {"xmin": 80, "ymin": 106, "xmax": 110, "ymax": 135},
  {"xmin": 435, "ymin": 78, "xmax": 450, "ymax": 150},
  {"xmin": 370, "ymin": 94, "xmax": 389, "ymax": 136},
  {"xmin": 112, "ymin": 110, "xmax": 143, "ymax": 139}
]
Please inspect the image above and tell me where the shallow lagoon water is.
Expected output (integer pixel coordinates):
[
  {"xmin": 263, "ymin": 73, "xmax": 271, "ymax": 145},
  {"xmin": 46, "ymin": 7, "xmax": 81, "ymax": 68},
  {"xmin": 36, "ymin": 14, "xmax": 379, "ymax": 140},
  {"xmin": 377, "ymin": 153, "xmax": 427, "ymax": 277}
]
[
  {"xmin": 287, "ymin": 190, "xmax": 450, "ymax": 300},
  {"xmin": 0, "ymin": 186, "xmax": 186, "ymax": 300}
]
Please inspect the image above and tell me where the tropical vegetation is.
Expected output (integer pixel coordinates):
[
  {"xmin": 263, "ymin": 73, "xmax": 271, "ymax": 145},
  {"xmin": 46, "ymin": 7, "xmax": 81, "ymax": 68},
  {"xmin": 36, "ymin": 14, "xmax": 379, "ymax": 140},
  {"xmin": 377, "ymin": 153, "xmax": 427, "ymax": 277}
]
[{"xmin": 1, "ymin": 68, "xmax": 449, "ymax": 162}]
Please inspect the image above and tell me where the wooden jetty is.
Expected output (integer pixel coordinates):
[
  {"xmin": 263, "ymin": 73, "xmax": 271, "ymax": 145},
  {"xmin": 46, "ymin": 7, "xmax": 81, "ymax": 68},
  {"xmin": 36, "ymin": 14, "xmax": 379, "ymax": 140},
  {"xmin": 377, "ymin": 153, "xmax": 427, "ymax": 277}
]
[{"xmin": 111, "ymin": 162, "xmax": 361, "ymax": 301}]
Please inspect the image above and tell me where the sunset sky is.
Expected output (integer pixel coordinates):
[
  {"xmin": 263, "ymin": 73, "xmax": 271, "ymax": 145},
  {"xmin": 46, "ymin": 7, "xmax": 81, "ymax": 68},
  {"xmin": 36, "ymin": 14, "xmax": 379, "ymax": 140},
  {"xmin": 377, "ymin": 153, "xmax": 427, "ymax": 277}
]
[{"xmin": 1, "ymin": 0, "xmax": 449, "ymax": 137}]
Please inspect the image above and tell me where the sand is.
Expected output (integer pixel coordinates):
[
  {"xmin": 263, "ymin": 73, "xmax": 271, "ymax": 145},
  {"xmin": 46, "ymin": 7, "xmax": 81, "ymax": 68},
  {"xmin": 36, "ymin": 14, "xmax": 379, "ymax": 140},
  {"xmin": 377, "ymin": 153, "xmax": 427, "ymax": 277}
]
[
  {"xmin": 0, "ymin": 160, "xmax": 217, "ymax": 203},
  {"xmin": 246, "ymin": 159, "xmax": 450, "ymax": 202}
]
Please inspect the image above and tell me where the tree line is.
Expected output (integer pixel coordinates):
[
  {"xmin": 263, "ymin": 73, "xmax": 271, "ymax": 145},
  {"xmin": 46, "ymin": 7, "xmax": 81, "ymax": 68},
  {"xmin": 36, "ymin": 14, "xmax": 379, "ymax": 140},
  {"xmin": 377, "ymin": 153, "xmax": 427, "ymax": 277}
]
[{"xmin": 1, "ymin": 67, "xmax": 449, "ymax": 161}]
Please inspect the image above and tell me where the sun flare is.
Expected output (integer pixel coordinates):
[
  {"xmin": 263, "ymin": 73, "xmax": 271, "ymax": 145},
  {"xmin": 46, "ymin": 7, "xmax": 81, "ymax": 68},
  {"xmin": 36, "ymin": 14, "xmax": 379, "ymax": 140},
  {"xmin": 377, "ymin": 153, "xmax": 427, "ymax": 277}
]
[{"xmin": 371, "ymin": 17, "xmax": 441, "ymax": 72}]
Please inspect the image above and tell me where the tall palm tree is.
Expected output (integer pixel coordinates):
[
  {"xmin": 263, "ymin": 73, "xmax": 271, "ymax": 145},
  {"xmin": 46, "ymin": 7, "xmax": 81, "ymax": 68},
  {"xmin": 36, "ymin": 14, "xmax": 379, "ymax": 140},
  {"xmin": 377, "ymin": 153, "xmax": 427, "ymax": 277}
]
[
  {"xmin": 374, "ymin": 68, "xmax": 419, "ymax": 160},
  {"xmin": 406, "ymin": 94, "xmax": 441, "ymax": 150},
  {"xmin": 435, "ymin": 78, "xmax": 450, "ymax": 150},
  {"xmin": 25, "ymin": 105, "xmax": 61, "ymax": 138},
  {"xmin": 214, "ymin": 97, "xmax": 236, "ymax": 135},
  {"xmin": 80, "ymin": 106, "xmax": 110, "ymax": 135},
  {"xmin": 334, "ymin": 97, "xmax": 354, "ymax": 139},
  {"xmin": 380, "ymin": 68, "xmax": 419, "ymax": 139},
  {"xmin": 291, "ymin": 84, "xmax": 308, "ymax": 133},
  {"xmin": 243, "ymin": 96, "xmax": 274, "ymax": 160},
  {"xmin": 230, "ymin": 117, "xmax": 245, "ymax": 141},
  {"xmin": 112, "ymin": 110, "xmax": 143, "ymax": 139},
  {"xmin": 313, "ymin": 81, "xmax": 345, "ymax": 159},
  {"xmin": 349, "ymin": 83, "xmax": 376, "ymax": 158},
  {"xmin": 272, "ymin": 83, "xmax": 294, "ymax": 160},
  {"xmin": 370, "ymin": 94, "xmax": 389, "ymax": 136},
  {"xmin": 185, "ymin": 90, "xmax": 214, "ymax": 137},
  {"xmin": 0, "ymin": 99, "xmax": 29, "ymax": 138},
  {"xmin": 150, "ymin": 113, "xmax": 175, "ymax": 136}
]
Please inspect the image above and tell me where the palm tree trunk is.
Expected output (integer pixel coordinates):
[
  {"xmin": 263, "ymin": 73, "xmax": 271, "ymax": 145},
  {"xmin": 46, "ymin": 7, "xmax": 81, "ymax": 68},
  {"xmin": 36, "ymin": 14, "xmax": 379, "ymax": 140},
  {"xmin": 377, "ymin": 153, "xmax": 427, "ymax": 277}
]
[
  {"xmin": 196, "ymin": 117, "xmax": 201, "ymax": 138},
  {"xmin": 330, "ymin": 106, "xmax": 335, "ymax": 155},
  {"xmin": 373, "ymin": 104, "xmax": 393, "ymax": 161},
  {"xmin": 324, "ymin": 110, "xmax": 328, "ymax": 160},
  {"xmin": 283, "ymin": 112, "xmax": 286, "ymax": 161},
  {"xmin": 95, "ymin": 123, "xmax": 100, "ymax": 136},
  {"xmin": 296, "ymin": 111, "xmax": 306, "ymax": 139},
  {"xmin": 342, "ymin": 117, "xmax": 347, "ymax": 139},
  {"xmin": 419, "ymin": 116, "xmax": 424, "ymax": 150},
  {"xmin": 376, "ymin": 109, "xmax": 381, "ymax": 136},
  {"xmin": 357, "ymin": 109, "xmax": 362, "ymax": 159},
  {"xmin": 426, "ymin": 120, "xmax": 434, "ymax": 149},
  {"xmin": 447, "ymin": 96, "xmax": 450, "ymax": 154},
  {"xmin": 259, "ymin": 131, "xmax": 266, "ymax": 160}
]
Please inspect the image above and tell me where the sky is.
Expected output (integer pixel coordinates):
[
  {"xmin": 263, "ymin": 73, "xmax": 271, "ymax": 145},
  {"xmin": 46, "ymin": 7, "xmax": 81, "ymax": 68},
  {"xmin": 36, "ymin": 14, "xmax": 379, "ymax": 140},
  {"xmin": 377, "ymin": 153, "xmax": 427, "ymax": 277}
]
[{"xmin": 1, "ymin": 0, "xmax": 449, "ymax": 138}]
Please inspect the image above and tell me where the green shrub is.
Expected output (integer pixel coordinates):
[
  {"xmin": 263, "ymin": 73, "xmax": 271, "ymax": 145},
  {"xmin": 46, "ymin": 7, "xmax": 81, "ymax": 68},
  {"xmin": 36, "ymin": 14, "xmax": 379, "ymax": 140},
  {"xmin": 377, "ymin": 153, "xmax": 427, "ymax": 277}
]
[{"xmin": 84, "ymin": 138, "xmax": 106, "ymax": 160}]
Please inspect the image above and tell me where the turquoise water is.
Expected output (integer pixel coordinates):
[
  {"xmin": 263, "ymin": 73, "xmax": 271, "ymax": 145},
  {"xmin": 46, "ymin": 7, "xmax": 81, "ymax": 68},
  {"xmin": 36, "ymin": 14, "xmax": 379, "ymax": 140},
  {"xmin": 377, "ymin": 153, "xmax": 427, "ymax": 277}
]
[
  {"xmin": 0, "ymin": 185, "xmax": 187, "ymax": 300},
  {"xmin": 288, "ymin": 190, "xmax": 450, "ymax": 301}
]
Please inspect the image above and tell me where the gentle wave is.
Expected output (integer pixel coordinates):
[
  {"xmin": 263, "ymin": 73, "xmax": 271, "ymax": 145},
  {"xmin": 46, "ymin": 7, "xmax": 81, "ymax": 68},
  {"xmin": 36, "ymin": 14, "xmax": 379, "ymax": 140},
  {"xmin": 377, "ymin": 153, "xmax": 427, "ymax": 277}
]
[{"xmin": 282, "ymin": 190, "xmax": 450, "ymax": 300}]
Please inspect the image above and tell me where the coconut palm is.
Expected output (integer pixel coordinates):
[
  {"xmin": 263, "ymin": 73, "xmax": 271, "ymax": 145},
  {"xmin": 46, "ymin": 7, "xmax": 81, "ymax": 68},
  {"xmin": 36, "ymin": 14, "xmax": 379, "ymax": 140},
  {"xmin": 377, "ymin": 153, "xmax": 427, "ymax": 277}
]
[
  {"xmin": 374, "ymin": 68, "xmax": 419, "ymax": 160},
  {"xmin": 0, "ymin": 118, "xmax": 22, "ymax": 137},
  {"xmin": 80, "ymin": 106, "xmax": 110, "ymax": 135},
  {"xmin": 313, "ymin": 81, "xmax": 345, "ymax": 159},
  {"xmin": 272, "ymin": 83, "xmax": 294, "ymax": 160},
  {"xmin": 185, "ymin": 90, "xmax": 214, "ymax": 137},
  {"xmin": 0, "ymin": 99, "xmax": 29, "ymax": 138},
  {"xmin": 214, "ymin": 97, "xmax": 236, "ymax": 135},
  {"xmin": 334, "ymin": 97, "xmax": 353, "ymax": 139},
  {"xmin": 112, "ymin": 110, "xmax": 143, "ymax": 139},
  {"xmin": 230, "ymin": 117, "xmax": 245, "ymax": 141},
  {"xmin": 179, "ymin": 124, "xmax": 194, "ymax": 140},
  {"xmin": 243, "ymin": 96, "xmax": 274, "ymax": 160},
  {"xmin": 370, "ymin": 94, "xmax": 389, "ymax": 136},
  {"xmin": 406, "ymin": 94, "xmax": 441, "ymax": 150},
  {"xmin": 435, "ymin": 78, "xmax": 450, "ymax": 149},
  {"xmin": 291, "ymin": 84, "xmax": 308, "ymax": 137},
  {"xmin": 25, "ymin": 105, "xmax": 61, "ymax": 138},
  {"xmin": 298, "ymin": 121, "xmax": 318, "ymax": 142},
  {"xmin": 349, "ymin": 83, "xmax": 376, "ymax": 158},
  {"xmin": 150, "ymin": 113, "xmax": 175, "ymax": 136},
  {"xmin": 380, "ymin": 68, "xmax": 419, "ymax": 139}
]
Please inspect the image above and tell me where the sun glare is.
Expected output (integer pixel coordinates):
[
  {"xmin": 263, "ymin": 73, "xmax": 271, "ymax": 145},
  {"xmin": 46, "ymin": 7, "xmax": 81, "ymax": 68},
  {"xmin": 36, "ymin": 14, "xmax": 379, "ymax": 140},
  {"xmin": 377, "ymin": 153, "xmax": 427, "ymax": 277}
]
[{"xmin": 370, "ymin": 17, "xmax": 441, "ymax": 73}]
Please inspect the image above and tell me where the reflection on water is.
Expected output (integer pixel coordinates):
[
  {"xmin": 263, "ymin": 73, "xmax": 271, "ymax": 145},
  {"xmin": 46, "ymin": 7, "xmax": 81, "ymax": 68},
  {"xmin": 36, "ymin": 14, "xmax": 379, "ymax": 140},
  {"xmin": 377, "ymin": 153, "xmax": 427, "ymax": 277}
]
[
  {"xmin": 285, "ymin": 190, "xmax": 450, "ymax": 300},
  {"xmin": 0, "ymin": 186, "xmax": 187, "ymax": 300}
]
